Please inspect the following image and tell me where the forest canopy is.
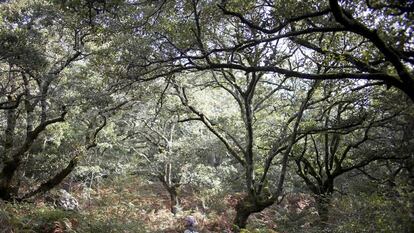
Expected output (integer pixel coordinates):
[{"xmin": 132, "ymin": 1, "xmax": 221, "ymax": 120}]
[{"xmin": 0, "ymin": 0, "xmax": 413, "ymax": 232}]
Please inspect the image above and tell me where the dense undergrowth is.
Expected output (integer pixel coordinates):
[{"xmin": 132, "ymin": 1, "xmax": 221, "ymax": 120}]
[{"xmin": 0, "ymin": 175, "xmax": 411, "ymax": 233}]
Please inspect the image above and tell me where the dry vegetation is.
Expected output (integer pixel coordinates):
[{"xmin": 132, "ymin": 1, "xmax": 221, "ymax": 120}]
[
  {"xmin": 1, "ymin": 174, "xmax": 412, "ymax": 233},
  {"xmin": 0, "ymin": 176, "xmax": 317, "ymax": 233}
]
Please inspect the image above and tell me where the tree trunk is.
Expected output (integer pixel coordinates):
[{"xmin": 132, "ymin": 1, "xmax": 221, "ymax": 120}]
[
  {"xmin": 0, "ymin": 159, "xmax": 21, "ymax": 200},
  {"xmin": 234, "ymin": 207, "xmax": 251, "ymax": 230},
  {"xmin": 315, "ymin": 194, "xmax": 332, "ymax": 225},
  {"xmin": 0, "ymin": 98, "xmax": 18, "ymax": 200},
  {"xmin": 169, "ymin": 187, "xmax": 180, "ymax": 214},
  {"xmin": 159, "ymin": 173, "xmax": 181, "ymax": 214},
  {"xmin": 233, "ymin": 195, "xmax": 274, "ymax": 231}
]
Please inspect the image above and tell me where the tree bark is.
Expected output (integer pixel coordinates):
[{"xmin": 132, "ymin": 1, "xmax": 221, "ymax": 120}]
[
  {"xmin": 233, "ymin": 195, "xmax": 274, "ymax": 231},
  {"xmin": 169, "ymin": 187, "xmax": 180, "ymax": 214},
  {"xmin": 0, "ymin": 99, "xmax": 18, "ymax": 200},
  {"xmin": 315, "ymin": 194, "xmax": 332, "ymax": 225},
  {"xmin": 159, "ymin": 172, "xmax": 181, "ymax": 214},
  {"xmin": 0, "ymin": 159, "xmax": 20, "ymax": 200}
]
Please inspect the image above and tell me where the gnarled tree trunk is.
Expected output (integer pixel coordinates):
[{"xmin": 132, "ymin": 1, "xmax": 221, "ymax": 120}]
[
  {"xmin": 314, "ymin": 181, "xmax": 334, "ymax": 226},
  {"xmin": 315, "ymin": 194, "xmax": 332, "ymax": 225},
  {"xmin": 233, "ymin": 195, "xmax": 275, "ymax": 231},
  {"xmin": 159, "ymin": 162, "xmax": 181, "ymax": 215},
  {"xmin": 168, "ymin": 186, "xmax": 180, "ymax": 214}
]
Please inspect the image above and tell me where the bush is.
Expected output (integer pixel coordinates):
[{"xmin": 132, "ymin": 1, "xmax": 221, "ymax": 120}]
[{"xmin": 331, "ymin": 193, "xmax": 413, "ymax": 233}]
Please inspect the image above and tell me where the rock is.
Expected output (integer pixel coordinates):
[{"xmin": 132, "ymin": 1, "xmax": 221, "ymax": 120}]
[{"xmin": 56, "ymin": 189, "xmax": 79, "ymax": 211}]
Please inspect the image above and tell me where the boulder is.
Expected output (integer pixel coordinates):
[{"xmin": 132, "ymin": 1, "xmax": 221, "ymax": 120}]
[{"xmin": 56, "ymin": 189, "xmax": 79, "ymax": 211}]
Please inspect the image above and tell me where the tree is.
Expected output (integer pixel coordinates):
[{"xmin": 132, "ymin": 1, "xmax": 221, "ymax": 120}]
[
  {"xmin": 125, "ymin": 0, "xmax": 413, "ymax": 102},
  {"xmin": 171, "ymin": 66, "xmax": 322, "ymax": 229},
  {"xmin": 0, "ymin": 1, "xmax": 79, "ymax": 200},
  {"xmin": 135, "ymin": 116, "xmax": 188, "ymax": 214},
  {"xmin": 292, "ymin": 80, "xmax": 411, "ymax": 224},
  {"xmin": 0, "ymin": 0, "xmax": 113, "ymax": 200},
  {"xmin": 218, "ymin": 0, "xmax": 414, "ymax": 101},
  {"xmin": 118, "ymin": 1, "xmax": 413, "ymax": 226},
  {"xmin": 112, "ymin": 82, "xmax": 222, "ymax": 214}
]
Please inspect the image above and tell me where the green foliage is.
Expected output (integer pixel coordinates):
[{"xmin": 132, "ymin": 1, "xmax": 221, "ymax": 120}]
[
  {"xmin": 0, "ymin": 202, "xmax": 76, "ymax": 232},
  {"xmin": 331, "ymin": 193, "xmax": 413, "ymax": 233},
  {"xmin": 0, "ymin": 0, "xmax": 413, "ymax": 231}
]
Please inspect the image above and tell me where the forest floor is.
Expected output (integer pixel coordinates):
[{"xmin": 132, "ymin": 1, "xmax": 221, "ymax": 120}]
[
  {"xmin": 0, "ymin": 176, "xmax": 317, "ymax": 233},
  {"xmin": 2, "ymin": 175, "xmax": 410, "ymax": 232}
]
